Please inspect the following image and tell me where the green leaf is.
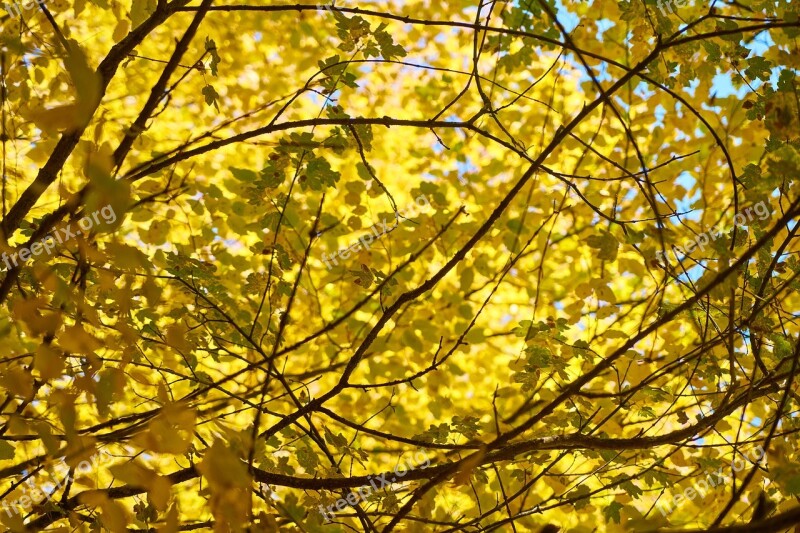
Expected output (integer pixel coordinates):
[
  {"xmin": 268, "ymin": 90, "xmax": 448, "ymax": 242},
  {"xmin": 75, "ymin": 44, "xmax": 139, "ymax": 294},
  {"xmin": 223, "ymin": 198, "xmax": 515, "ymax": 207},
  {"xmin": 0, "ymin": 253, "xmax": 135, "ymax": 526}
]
[
  {"xmin": 770, "ymin": 335, "xmax": 793, "ymax": 359},
  {"xmin": 324, "ymin": 428, "xmax": 349, "ymax": 449},
  {"xmin": 318, "ymin": 55, "xmax": 344, "ymax": 75},
  {"xmin": 297, "ymin": 447, "xmax": 319, "ymax": 472},
  {"xmin": 567, "ymin": 485, "xmax": 591, "ymax": 509},
  {"xmin": 350, "ymin": 124, "xmax": 373, "ymax": 151},
  {"xmin": 617, "ymin": 477, "xmax": 644, "ymax": 498},
  {"xmin": 374, "ymin": 27, "xmax": 407, "ymax": 60},
  {"xmin": 356, "ymin": 162, "xmax": 374, "ymax": 181},
  {"xmin": 715, "ymin": 19, "xmax": 742, "ymax": 42},
  {"xmin": 525, "ymin": 345, "xmax": 551, "ymax": 368},
  {"xmin": 230, "ymin": 167, "xmax": 258, "ymax": 182},
  {"xmin": 625, "ymin": 228, "xmax": 645, "ymax": 244},
  {"xmin": 703, "ymin": 41, "xmax": 721, "ymax": 62},
  {"xmin": 451, "ymin": 416, "xmax": 481, "ymax": 439},
  {"xmin": 277, "ymin": 132, "xmax": 318, "ymax": 154},
  {"xmin": 412, "ymin": 423, "xmax": 450, "ymax": 444},
  {"xmin": 777, "ymin": 70, "xmax": 796, "ymax": 93},
  {"xmin": 604, "ymin": 501, "xmax": 624, "ymax": 524},
  {"xmin": 786, "ymin": 475, "xmax": 800, "ymax": 495},
  {"xmin": 349, "ymin": 264, "xmax": 374, "ymax": 287},
  {"xmin": 740, "ymin": 163, "xmax": 761, "ymax": 188},
  {"xmin": 745, "ymin": 56, "xmax": 772, "ymax": 82},
  {"xmin": 202, "ymin": 84, "xmax": 220, "ymax": 111},
  {"xmin": 0, "ymin": 440, "xmax": 14, "ymax": 460},
  {"xmin": 402, "ymin": 328, "xmax": 424, "ymax": 352},
  {"xmin": 304, "ymin": 156, "xmax": 340, "ymax": 190},
  {"xmin": 205, "ymin": 37, "xmax": 220, "ymax": 76}
]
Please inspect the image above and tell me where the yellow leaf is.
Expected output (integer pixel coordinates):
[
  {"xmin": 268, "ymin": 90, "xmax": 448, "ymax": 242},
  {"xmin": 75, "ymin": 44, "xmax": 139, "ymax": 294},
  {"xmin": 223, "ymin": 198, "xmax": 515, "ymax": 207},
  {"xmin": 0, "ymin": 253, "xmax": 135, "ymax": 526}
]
[
  {"xmin": 197, "ymin": 440, "xmax": 251, "ymax": 489},
  {"xmin": 11, "ymin": 297, "xmax": 61, "ymax": 336},
  {"xmin": 52, "ymin": 390, "xmax": 77, "ymax": 437},
  {"xmin": 25, "ymin": 104, "xmax": 82, "ymax": 133},
  {"xmin": 157, "ymin": 504, "xmax": 180, "ymax": 533},
  {"xmin": 104, "ymin": 242, "xmax": 151, "ymax": 270},
  {"xmin": 63, "ymin": 438, "xmax": 100, "ymax": 470},
  {"xmin": 78, "ymin": 489, "xmax": 109, "ymax": 507},
  {"xmin": 99, "ymin": 500, "xmax": 129, "ymax": 532},
  {"xmin": 0, "ymin": 507, "xmax": 27, "ymax": 531},
  {"xmin": 670, "ymin": 450, "xmax": 690, "ymax": 467},
  {"xmin": 109, "ymin": 461, "xmax": 156, "ymax": 487},
  {"xmin": 452, "ymin": 447, "xmax": 487, "ymax": 487},
  {"xmin": 0, "ymin": 367, "xmax": 34, "ymax": 399},
  {"xmin": 64, "ymin": 40, "xmax": 102, "ymax": 126},
  {"xmin": 129, "ymin": 369, "xmax": 152, "ymax": 386},
  {"xmin": 132, "ymin": 404, "xmax": 195, "ymax": 454},
  {"xmin": 35, "ymin": 422, "xmax": 61, "ymax": 454},
  {"xmin": 35, "ymin": 343, "xmax": 65, "ymax": 380},
  {"xmin": 58, "ymin": 324, "xmax": 103, "ymax": 355},
  {"xmin": 112, "ymin": 19, "xmax": 130, "ymax": 42},
  {"xmin": 166, "ymin": 322, "xmax": 193, "ymax": 352},
  {"xmin": 107, "ymin": 460, "xmax": 171, "ymax": 510},
  {"xmin": 83, "ymin": 141, "xmax": 114, "ymax": 182},
  {"xmin": 575, "ymin": 282, "xmax": 592, "ymax": 299},
  {"xmin": 84, "ymin": 142, "xmax": 130, "ymax": 229},
  {"xmin": 149, "ymin": 475, "xmax": 173, "ymax": 511},
  {"xmin": 130, "ymin": 0, "xmax": 157, "ymax": 27}
]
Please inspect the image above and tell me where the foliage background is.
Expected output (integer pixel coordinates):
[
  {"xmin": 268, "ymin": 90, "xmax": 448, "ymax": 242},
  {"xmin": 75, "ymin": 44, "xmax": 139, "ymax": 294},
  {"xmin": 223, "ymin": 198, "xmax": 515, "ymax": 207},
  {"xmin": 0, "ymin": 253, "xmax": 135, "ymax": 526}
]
[{"xmin": 1, "ymin": 0, "xmax": 800, "ymax": 531}]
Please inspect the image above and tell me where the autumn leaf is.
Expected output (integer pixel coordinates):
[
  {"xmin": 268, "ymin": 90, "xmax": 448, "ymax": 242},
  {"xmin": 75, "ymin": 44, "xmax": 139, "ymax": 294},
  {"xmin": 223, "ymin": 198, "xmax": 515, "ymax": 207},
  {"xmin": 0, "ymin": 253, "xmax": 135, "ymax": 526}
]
[
  {"xmin": 586, "ymin": 230, "xmax": 619, "ymax": 261},
  {"xmin": 2, "ymin": 1, "xmax": 800, "ymax": 531}
]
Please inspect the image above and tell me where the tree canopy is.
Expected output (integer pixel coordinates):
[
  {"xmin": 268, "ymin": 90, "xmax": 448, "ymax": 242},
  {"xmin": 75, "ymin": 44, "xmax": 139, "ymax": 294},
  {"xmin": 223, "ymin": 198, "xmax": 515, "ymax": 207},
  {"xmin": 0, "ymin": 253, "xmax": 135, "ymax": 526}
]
[{"xmin": 1, "ymin": 0, "xmax": 800, "ymax": 531}]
